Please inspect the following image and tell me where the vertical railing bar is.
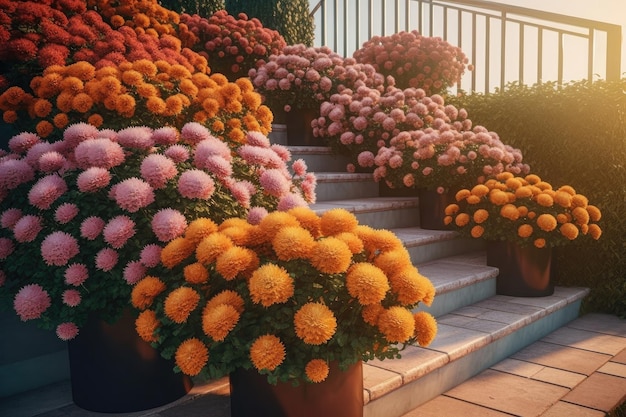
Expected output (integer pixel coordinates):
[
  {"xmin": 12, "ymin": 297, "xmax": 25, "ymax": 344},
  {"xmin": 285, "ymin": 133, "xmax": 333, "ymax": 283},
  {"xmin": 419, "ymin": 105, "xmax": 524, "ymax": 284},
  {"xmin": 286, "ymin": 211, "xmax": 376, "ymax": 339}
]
[
  {"xmin": 485, "ymin": 15, "xmax": 490, "ymax": 91},
  {"xmin": 471, "ymin": 11, "xmax": 477, "ymax": 92},
  {"xmin": 369, "ymin": 0, "xmax": 374, "ymax": 40},
  {"xmin": 606, "ymin": 25, "xmax": 622, "ymax": 80},
  {"xmin": 519, "ymin": 23, "xmax": 524, "ymax": 85},
  {"xmin": 382, "ymin": 0, "xmax": 386, "ymax": 34},
  {"xmin": 587, "ymin": 29, "xmax": 594, "ymax": 81},
  {"xmin": 500, "ymin": 13, "xmax": 506, "ymax": 91},
  {"xmin": 320, "ymin": 1, "xmax": 327, "ymax": 49},
  {"xmin": 405, "ymin": 0, "xmax": 410, "ymax": 31},
  {"xmin": 343, "ymin": 0, "xmax": 348, "ymax": 56},
  {"xmin": 537, "ymin": 27, "xmax": 543, "ymax": 83},
  {"xmin": 457, "ymin": 8, "xmax": 462, "ymax": 90},
  {"xmin": 395, "ymin": 0, "xmax": 400, "ymax": 33},
  {"xmin": 443, "ymin": 6, "xmax": 448, "ymax": 40},
  {"xmin": 334, "ymin": 0, "xmax": 339, "ymax": 53},
  {"xmin": 355, "ymin": 0, "xmax": 361, "ymax": 55},
  {"xmin": 558, "ymin": 32, "xmax": 564, "ymax": 86},
  {"xmin": 418, "ymin": 0, "xmax": 423, "ymax": 34},
  {"xmin": 429, "ymin": 1, "xmax": 433, "ymax": 37}
]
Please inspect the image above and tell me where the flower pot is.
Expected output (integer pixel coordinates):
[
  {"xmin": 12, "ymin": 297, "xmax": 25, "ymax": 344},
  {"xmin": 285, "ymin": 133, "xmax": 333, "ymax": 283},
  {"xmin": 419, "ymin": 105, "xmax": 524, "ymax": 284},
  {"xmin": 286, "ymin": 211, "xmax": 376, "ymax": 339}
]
[
  {"xmin": 486, "ymin": 241, "xmax": 555, "ymax": 297},
  {"xmin": 67, "ymin": 308, "xmax": 192, "ymax": 413},
  {"xmin": 285, "ymin": 108, "xmax": 318, "ymax": 146},
  {"xmin": 229, "ymin": 361, "xmax": 364, "ymax": 417},
  {"xmin": 418, "ymin": 187, "xmax": 456, "ymax": 230}
]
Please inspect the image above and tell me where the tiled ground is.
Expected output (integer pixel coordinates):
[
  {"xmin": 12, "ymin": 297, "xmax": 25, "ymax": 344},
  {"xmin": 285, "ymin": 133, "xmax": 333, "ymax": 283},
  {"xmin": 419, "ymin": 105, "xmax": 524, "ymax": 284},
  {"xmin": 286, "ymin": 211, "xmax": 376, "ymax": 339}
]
[{"xmin": 405, "ymin": 313, "xmax": 626, "ymax": 416}]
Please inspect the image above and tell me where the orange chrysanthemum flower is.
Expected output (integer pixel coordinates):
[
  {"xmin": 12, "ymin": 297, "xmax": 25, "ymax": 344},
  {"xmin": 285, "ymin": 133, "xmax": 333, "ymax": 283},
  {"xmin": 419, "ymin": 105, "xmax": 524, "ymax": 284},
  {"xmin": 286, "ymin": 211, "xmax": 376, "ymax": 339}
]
[
  {"xmin": 216, "ymin": 246, "xmax": 259, "ymax": 280},
  {"xmin": 87, "ymin": 114, "xmax": 103, "ymax": 128},
  {"xmin": 346, "ymin": 263, "xmax": 390, "ymax": 305},
  {"xmin": 586, "ymin": 205, "xmax": 602, "ymax": 222},
  {"xmin": 115, "ymin": 94, "xmax": 136, "ymax": 115},
  {"xmin": 228, "ymin": 127, "xmax": 245, "ymax": 143},
  {"xmin": 514, "ymin": 186, "xmax": 533, "ymax": 199},
  {"xmin": 196, "ymin": 233, "xmax": 233, "ymax": 264},
  {"xmin": 488, "ymin": 190, "xmax": 509, "ymax": 206},
  {"xmin": 536, "ymin": 181, "xmax": 553, "ymax": 191},
  {"xmin": 36, "ymin": 121, "xmax": 54, "ymax": 138},
  {"xmin": 294, "ymin": 303, "xmax": 337, "ymax": 345},
  {"xmin": 219, "ymin": 225, "xmax": 252, "ymax": 247},
  {"xmin": 320, "ymin": 208, "xmax": 359, "ymax": 236},
  {"xmin": 470, "ymin": 225, "xmax": 484, "ymax": 238},
  {"xmin": 334, "ymin": 232, "xmax": 365, "ymax": 255},
  {"xmin": 496, "ymin": 172, "xmax": 514, "ymax": 181},
  {"xmin": 132, "ymin": 59, "xmax": 158, "ymax": 77},
  {"xmin": 135, "ymin": 309, "xmax": 160, "ymax": 343},
  {"xmin": 588, "ymin": 224, "xmax": 602, "ymax": 240},
  {"xmin": 373, "ymin": 248, "xmax": 413, "ymax": 275},
  {"xmin": 500, "ymin": 204, "xmax": 519, "ymax": 221},
  {"xmin": 52, "ymin": 113, "xmax": 69, "ymax": 129},
  {"xmin": 413, "ymin": 311, "xmax": 437, "ymax": 346},
  {"xmin": 571, "ymin": 194, "xmax": 589, "ymax": 208},
  {"xmin": 287, "ymin": 206, "xmax": 322, "ymax": 237},
  {"xmin": 369, "ymin": 229, "xmax": 404, "ymax": 252},
  {"xmin": 518, "ymin": 224, "xmax": 533, "ymax": 238},
  {"xmin": 249, "ymin": 334, "xmax": 285, "ymax": 371},
  {"xmin": 553, "ymin": 191, "xmax": 573, "ymax": 208},
  {"xmin": 310, "ymin": 237, "xmax": 353, "ymax": 274},
  {"xmin": 163, "ymin": 95, "xmax": 184, "ymax": 116},
  {"xmin": 572, "ymin": 206, "xmax": 590, "ymax": 226},
  {"xmin": 175, "ymin": 338, "xmax": 208, "ymax": 376},
  {"xmin": 505, "ymin": 177, "xmax": 523, "ymax": 190},
  {"xmin": 205, "ymin": 290, "xmax": 245, "ymax": 313},
  {"xmin": 33, "ymin": 99, "xmax": 53, "ymax": 118},
  {"xmin": 534, "ymin": 238, "xmax": 546, "ymax": 248},
  {"xmin": 183, "ymin": 262, "xmax": 209, "ymax": 284},
  {"xmin": 443, "ymin": 215, "xmax": 453, "ymax": 226},
  {"xmin": 161, "ymin": 237, "xmax": 195, "ymax": 269},
  {"xmin": 469, "ymin": 184, "xmax": 489, "ymax": 198},
  {"xmin": 146, "ymin": 96, "xmax": 166, "ymax": 114},
  {"xmin": 242, "ymin": 91, "xmax": 262, "ymax": 109},
  {"xmin": 257, "ymin": 211, "xmax": 300, "ymax": 243},
  {"xmin": 169, "ymin": 64, "xmax": 192, "ymax": 80},
  {"xmin": 2, "ymin": 111, "xmax": 17, "ymax": 123},
  {"xmin": 560, "ymin": 223, "xmax": 579, "ymax": 241},
  {"xmin": 445, "ymin": 203, "xmax": 459, "ymax": 216},
  {"xmin": 455, "ymin": 189, "xmax": 471, "ymax": 201},
  {"xmin": 122, "ymin": 70, "xmax": 144, "ymax": 86},
  {"xmin": 305, "ymin": 359, "xmax": 330, "ymax": 383},
  {"xmin": 131, "ymin": 276, "xmax": 166, "ymax": 310},
  {"xmin": 377, "ymin": 306, "xmax": 415, "ymax": 343},
  {"xmin": 249, "ymin": 263, "xmax": 294, "ymax": 307},
  {"xmin": 72, "ymin": 93, "xmax": 94, "ymax": 113},
  {"xmin": 454, "ymin": 213, "xmax": 470, "ymax": 227},
  {"xmin": 361, "ymin": 303, "xmax": 384, "ymax": 326},
  {"xmin": 164, "ymin": 287, "xmax": 201, "ymax": 323},
  {"xmin": 185, "ymin": 218, "xmax": 218, "ymax": 244},
  {"xmin": 388, "ymin": 266, "xmax": 430, "ymax": 305},
  {"xmin": 536, "ymin": 193, "xmax": 554, "ymax": 207},
  {"xmin": 272, "ymin": 226, "xmax": 315, "ymax": 261},
  {"xmin": 202, "ymin": 303, "xmax": 240, "ymax": 341},
  {"xmin": 136, "ymin": 83, "xmax": 159, "ymax": 99},
  {"xmin": 517, "ymin": 206, "xmax": 529, "ymax": 217},
  {"xmin": 473, "ymin": 209, "xmax": 489, "ymax": 224},
  {"xmin": 536, "ymin": 214, "xmax": 557, "ymax": 232}
]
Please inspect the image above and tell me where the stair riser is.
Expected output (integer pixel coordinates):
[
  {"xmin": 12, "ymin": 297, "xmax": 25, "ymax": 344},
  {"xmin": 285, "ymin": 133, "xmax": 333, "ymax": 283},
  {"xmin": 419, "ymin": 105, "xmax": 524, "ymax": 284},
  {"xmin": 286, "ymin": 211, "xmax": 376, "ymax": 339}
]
[
  {"xmin": 418, "ymin": 278, "xmax": 496, "ymax": 318},
  {"xmin": 314, "ymin": 180, "xmax": 380, "ymax": 201},
  {"xmin": 352, "ymin": 207, "xmax": 421, "ymax": 230},
  {"xmin": 406, "ymin": 239, "xmax": 484, "ymax": 265}
]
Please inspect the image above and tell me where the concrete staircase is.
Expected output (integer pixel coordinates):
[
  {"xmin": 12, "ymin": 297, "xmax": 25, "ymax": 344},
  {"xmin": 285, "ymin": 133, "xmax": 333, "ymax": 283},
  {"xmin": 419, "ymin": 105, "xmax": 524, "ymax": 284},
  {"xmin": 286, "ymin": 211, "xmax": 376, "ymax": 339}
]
[{"xmin": 286, "ymin": 142, "xmax": 589, "ymax": 417}]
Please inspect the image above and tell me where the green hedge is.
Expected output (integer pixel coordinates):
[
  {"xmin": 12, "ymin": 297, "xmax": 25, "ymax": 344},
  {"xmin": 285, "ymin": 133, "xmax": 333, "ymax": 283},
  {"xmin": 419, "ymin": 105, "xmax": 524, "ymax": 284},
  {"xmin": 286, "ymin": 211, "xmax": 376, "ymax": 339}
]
[{"xmin": 449, "ymin": 79, "xmax": 626, "ymax": 316}]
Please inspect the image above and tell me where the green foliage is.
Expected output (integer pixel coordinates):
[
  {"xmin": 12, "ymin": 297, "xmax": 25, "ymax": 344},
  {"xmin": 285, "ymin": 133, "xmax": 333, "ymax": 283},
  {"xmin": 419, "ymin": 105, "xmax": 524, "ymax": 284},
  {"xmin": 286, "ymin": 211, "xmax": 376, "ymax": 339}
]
[
  {"xmin": 225, "ymin": 0, "xmax": 314, "ymax": 46},
  {"xmin": 449, "ymin": 79, "xmax": 626, "ymax": 316},
  {"xmin": 159, "ymin": 0, "xmax": 225, "ymax": 16}
]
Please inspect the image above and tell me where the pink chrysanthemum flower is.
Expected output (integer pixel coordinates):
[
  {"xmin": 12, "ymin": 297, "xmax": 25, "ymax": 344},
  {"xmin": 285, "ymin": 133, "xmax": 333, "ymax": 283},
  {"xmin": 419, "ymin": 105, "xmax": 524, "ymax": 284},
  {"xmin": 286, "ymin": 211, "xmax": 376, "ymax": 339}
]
[
  {"xmin": 41, "ymin": 231, "xmax": 79, "ymax": 266},
  {"xmin": 74, "ymin": 138, "xmax": 125, "ymax": 169},
  {"xmin": 181, "ymin": 122, "xmax": 212, "ymax": 145},
  {"xmin": 1, "ymin": 208, "xmax": 22, "ymax": 230},
  {"xmin": 27, "ymin": 176, "xmax": 69, "ymax": 211},
  {"xmin": 245, "ymin": 131, "xmax": 271, "ymax": 148},
  {"xmin": 76, "ymin": 167, "xmax": 112, "ymax": 192},
  {"xmin": 38, "ymin": 151, "xmax": 67, "ymax": 173},
  {"xmin": 152, "ymin": 126, "xmax": 179, "ymax": 145},
  {"xmin": 116, "ymin": 126, "xmax": 154, "ymax": 149},
  {"xmin": 54, "ymin": 203, "xmax": 79, "ymax": 224},
  {"xmin": 25, "ymin": 142, "xmax": 55, "ymax": 168},
  {"xmin": 13, "ymin": 215, "xmax": 43, "ymax": 243},
  {"xmin": 164, "ymin": 144, "xmax": 190, "ymax": 163},
  {"xmin": 228, "ymin": 181, "xmax": 252, "ymax": 208},
  {"xmin": 178, "ymin": 169, "xmax": 215, "ymax": 199},
  {"xmin": 0, "ymin": 159, "xmax": 35, "ymax": 190},
  {"xmin": 259, "ymin": 169, "xmax": 291, "ymax": 197},
  {"xmin": 113, "ymin": 178, "xmax": 155, "ymax": 212},
  {"xmin": 62, "ymin": 289, "xmax": 82, "ymax": 307},
  {"xmin": 123, "ymin": 261, "xmax": 146, "ymax": 284},
  {"xmin": 103, "ymin": 216, "xmax": 136, "ymax": 249},
  {"xmin": 9, "ymin": 132, "xmax": 41, "ymax": 154},
  {"xmin": 270, "ymin": 144, "xmax": 291, "ymax": 162},
  {"xmin": 98, "ymin": 129, "xmax": 118, "ymax": 142},
  {"xmin": 200, "ymin": 155, "xmax": 233, "ymax": 179},
  {"xmin": 62, "ymin": 122, "xmax": 100, "ymax": 150},
  {"xmin": 64, "ymin": 263, "xmax": 88, "ymax": 286},
  {"xmin": 292, "ymin": 159, "xmax": 308, "ymax": 176},
  {"xmin": 140, "ymin": 154, "xmax": 178, "ymax": 189},
  {"xmin": 140, "ymin": 244, "xmax": 162, "ymax": 267},
  {"xmin": 247, "ymin": 207, "xmax": 269, "ymax": 225},
  {"xmin": 0, "ymin": 237, "xmax": 14, "ymax": 259},
  {"xmin": 80, "ymin": 216, "xmax": 105, "ymax": 240},
  {"xmin": 238, "ymin": 145, "xmax": 284, "ymax": 168},
  {"xmin": 14, "ymin": 284, "xmax": 51, "ymax": 321},
  {"xmin": 95, "ymin": 248, "xmax": 118, "ymax": 272},
  {"xmin": 194, "ymin": 137, "xmax": 232, "ymax": 163},
  {"xmin": 151, "ymin": 208, "xmax": 187, "ymax": 242},
  {"xmin": 56, "ymin": 322, "xmax": 79, "ymax": 341},
  {"xmin": 277, "ymin": 193, "xmax": 308, "ymax": 211}
]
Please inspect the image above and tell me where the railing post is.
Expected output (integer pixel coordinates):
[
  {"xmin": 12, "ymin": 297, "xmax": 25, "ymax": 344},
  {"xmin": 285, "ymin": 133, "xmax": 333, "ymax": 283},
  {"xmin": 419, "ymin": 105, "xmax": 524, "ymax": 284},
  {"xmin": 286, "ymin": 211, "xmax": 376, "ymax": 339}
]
[{"xmin": 606, "ymin": 26, "xmax": 623, "ymax": 81}]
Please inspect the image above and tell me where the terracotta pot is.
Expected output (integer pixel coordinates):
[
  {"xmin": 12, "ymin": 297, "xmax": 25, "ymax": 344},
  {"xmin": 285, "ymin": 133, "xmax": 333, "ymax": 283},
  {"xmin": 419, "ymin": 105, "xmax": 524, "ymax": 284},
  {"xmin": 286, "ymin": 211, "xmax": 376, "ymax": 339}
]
[
  {"xmin": 229, "ymin": 361, "xmax": 364, "ymax": 417},
  {"xmin": 418, "ymin": 187, "xmax": 456, "ymax": 230},
  {"xmin": 486, "ymin": 241, "xmax": 555, "ymax": 297},
  {"xmin": 285, "ymin": 108, "xmax": 318, "ymax": 146},
  {"xmin": 67, "ymin": 308, "xmax": 192, "ymax": 412}
]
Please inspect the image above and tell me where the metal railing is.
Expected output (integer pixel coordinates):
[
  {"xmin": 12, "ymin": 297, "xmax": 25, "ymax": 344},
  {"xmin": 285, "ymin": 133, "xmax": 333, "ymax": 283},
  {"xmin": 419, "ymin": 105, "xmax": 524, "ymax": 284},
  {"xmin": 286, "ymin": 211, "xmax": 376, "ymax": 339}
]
[{"xmin": 310, "ymin": 0, "xmax": 622, "ymax": 93}]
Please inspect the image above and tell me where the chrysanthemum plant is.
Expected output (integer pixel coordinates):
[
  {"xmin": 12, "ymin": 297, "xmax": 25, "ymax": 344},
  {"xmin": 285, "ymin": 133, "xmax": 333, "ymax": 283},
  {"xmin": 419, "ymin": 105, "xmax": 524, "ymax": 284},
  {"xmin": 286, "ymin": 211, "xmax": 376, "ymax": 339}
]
[
  {"xmin": 131, "ymin": 207, "xmax": 438, "ymax": 385},
  {"xmin": 444, "ymin": 172, "xmax": 602, "ymax": 248},
  {"xmin": 0, "ymin": 122, "xmax": 316, "ymax": 341}
]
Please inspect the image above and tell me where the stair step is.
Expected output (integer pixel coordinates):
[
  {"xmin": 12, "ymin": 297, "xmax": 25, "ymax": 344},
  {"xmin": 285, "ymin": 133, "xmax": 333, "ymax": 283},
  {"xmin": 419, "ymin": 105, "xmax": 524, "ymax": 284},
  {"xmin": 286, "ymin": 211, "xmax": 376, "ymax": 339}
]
[
  {"xmin": 362, "ymin": 286, "xmax": 590, "ymax": 417},
  {"xmin": 287, "ymin": 145, "xmax": 351, "ymax": 172},
  {"xmin": 313, "ymin": 172, "xmax": 379, "ymax": 201}
]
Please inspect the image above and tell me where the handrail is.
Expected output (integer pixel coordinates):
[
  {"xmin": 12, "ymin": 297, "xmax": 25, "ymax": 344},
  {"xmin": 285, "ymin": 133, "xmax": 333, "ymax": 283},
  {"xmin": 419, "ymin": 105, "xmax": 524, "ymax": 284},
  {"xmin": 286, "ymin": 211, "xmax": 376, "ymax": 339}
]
[{"xmin": 309, "ymin": 0, "xmax": 622, "ymax": 93}]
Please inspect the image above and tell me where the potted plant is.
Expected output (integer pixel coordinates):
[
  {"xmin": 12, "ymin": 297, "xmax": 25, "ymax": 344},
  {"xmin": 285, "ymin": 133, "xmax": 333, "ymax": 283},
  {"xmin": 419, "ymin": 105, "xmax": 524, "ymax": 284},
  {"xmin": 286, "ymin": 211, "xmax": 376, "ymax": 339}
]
[
  {"xmin": 444, "ymin": 172, "xmax": 602, "ymax": 296},
  {"xmin": 352, "ymin": 30, "xmax": 471, "ymax": 95},
  {"xmin": 131, "ymin": 206, "xmax": 438, "ymax": 417}
]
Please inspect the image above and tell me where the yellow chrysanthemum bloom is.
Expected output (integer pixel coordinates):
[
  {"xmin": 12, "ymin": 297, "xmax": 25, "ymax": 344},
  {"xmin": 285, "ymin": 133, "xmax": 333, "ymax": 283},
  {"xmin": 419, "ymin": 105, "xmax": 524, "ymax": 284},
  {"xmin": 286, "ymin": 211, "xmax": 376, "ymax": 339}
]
[
  {"xmin": 534, "ymin": 238, "xmax": 547, "ymax": 248},
  {"xmin": 205, "ymin": 290, "xmax": 245, "ymax": 313},
  {"xmin": 164, "ymin": 287, "xmax": 201, "ymax": 324},
  {"xmin": 455, "ymin": 189, "xmax": 471, "ymax": 201},
  {"xmin": 305, "ymin": 359, "xmax": 330, "ymax": 383},
  {"xmin": 514, "ymin": 186, "xmax": 533, "ymax": 199},
  {"xmin": 559, "ymin": 223, "xmax": 579, "ymax": 241},
  {"xmin": 196, "ymin": 233, "xmax": 233, "ymax": 264},
  {"xmin": 571, "ymin": 194, "xmax": 589, "ymax": 208},
  {"xmin": 572, "ymin": 206, "xmax": 590, "ymax": 226},
  {"xmin": 334, "ymin": 232, "xmax": 365, "ymax": 255},
  {"xmin": 473, "ymin": 209, "xmax": 489, "ymax": 224},
  {"xmin": 131, "ymin": 276, "xmax": 166, "ymax": 310},
  {"xmin": 470, "ymin": 183, "xmax": 489, "ymax": 197},
  {"xmin": 361, "ymin": 303, "xmax": 384, "ymax": 326},
  {"xmin": 135, "ymin": 309, "xmax": 160, "ymax": 343},
  {"xmin": 272, "ymin": 226, "xmax": 316, "ymax": 261},
  {"xmin": 489, "ymin": 190, "xmax": 509, "ymax": 206},
  {"xmin": 500, "ymin": 204, "xmax": 520, "ymax": 221},
  {"xmin": 161, "ymin": 237, "xmax": 195, "ymax": 269},
  {"xmin": 536, "ymin": 214, "xmax": 557, "ymax": 232},
  {"xmin": 185, "ymin": 218, "xmax": 218, "ymax": 244},
  {"xmin": 536, "ymin": 193, "xmax": 554, "ymax": 207},
  {"xmin": 257, "ymin": 211, "xmax": 300, "ymax": 243},
  {"xmin": 377, "ymin": 306, "xmax": 415, "ymax": 343},
  {"xmin": 586, "ymin": 205, "xmax": 602, "ymax": 222},
  {"xmin": 294, "ymin": 303, "xmax": 337, "ymax": 345},
  {"xmin": 518, "ymin": 224, "xmax": 533, "ymax": 238},
  {"xmin": 388, "ymin": 266, "xmax": 431, "ymax": 305},
  {"xmin": 470, "ymin": 225, "xmax": 484, "ymax": 238},
  {"xmin": 345, "ymin": 263, "xmax": 390, "ymax": 305},
  {"xmin": 588, "ymin": 224, "xmax": 602, "ymax": 240},
  {"xmin": 249, "ymin": 263, "xmax": 294, "ymax": 307},
  {"xmin": 320, "ymin": 208, "xmax": 359, "ymax": 236},
  {"xmin": 413, "ymin": 311, "xmax": 437, "ymax": 347},
  {"xmin": 249, "ymin": 334, "xmax": 285, "ymax": 371},
  {"xmin": 454, "ymin": 213, "xmax": 470, "ymax": 227},
  {"xmin": 445, "ymin": 203, "xmax": 460, "ymax": 215},
  {"xmin": 310, "ymin": 237, "xmax": 353, "ymax": 274},
  {"xmin": 373, "ymin": 248, "xmax": 413, "ymax": 277},
  {"xmin": 202, "ymin": 303, "xmax": 240, "ymax": 341},
  {"xmin": 553, "ymin": 191, "xmax": 573, "ymax": 208},
  {"xmin": 215, "ymin": 246, "xmax": 259, "ymax": 280},
  {"xmin": 175, "ymin": 338, "xmax": 208, "ymax": 376}
]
